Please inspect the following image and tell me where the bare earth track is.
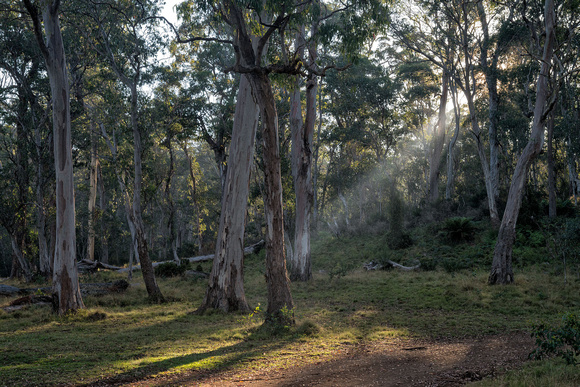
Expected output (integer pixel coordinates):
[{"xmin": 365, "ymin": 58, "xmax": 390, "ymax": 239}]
[{"xmin": 108, "ymin": 332, "xmax": 533, "ymax": 387}]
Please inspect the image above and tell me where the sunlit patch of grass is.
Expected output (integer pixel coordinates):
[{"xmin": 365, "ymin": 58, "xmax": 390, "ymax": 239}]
[
  {"xmin": 473, "ymin": 358, "xmax": 580, "ymax": 387},
  {"xmin": 2, "ymin": 233, "xmax": 580, "ymax": 386}
]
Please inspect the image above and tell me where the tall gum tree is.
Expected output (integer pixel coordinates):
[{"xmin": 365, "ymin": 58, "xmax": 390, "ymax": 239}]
[
  {"xmin": 488, "ymin": 0, "xmax": 556, "ymax": 285},
  {"xmin": 23, "ymin": 0, "xmax": 84, "ymax": 314},
  {"xmin": 80, "ymin": 0, "xmax": 165, "ymax": 302}
]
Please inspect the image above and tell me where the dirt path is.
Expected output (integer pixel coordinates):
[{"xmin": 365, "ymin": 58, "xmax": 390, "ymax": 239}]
[{"xmin": 117, "ymin": 332, "xmax": 534, "ymax": 387}]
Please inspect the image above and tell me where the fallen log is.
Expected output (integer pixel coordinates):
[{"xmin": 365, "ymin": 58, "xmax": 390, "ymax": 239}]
[
  {"xmin": 0, "ymin": 280, "xmax": 130, "ymax": 300},
  {"xmin": 78, "ymin": 259, "xmax": 124, "ymax": 273},
  {"xmin": 0, "ymin": 284, "xmax": 23, "ymax": 297},
  {"xmin": 364, "ymin": 260, "xmax": 421, "ymax": 271},
  {"xmin": 2, "ymin": 294, "xmax": 53, "ymax": 312},
  {"xmin": 117, "ymin": 240, "xmax": 265, "ymax": 273}
]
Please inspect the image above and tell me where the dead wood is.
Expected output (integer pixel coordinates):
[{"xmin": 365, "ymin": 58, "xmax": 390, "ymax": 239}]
[
  {"xmin": 364, "ymin": 260, "xmax": 421, "ymax": 271},
  {"xmin": 78, "ymin": 259, "xmax": 124, "ymax": 273},
  {"xmin": 117, "ymin": 240, "xmax": 265, "ymax": 273}
]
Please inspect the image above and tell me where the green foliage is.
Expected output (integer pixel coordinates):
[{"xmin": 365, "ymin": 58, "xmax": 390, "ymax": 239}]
[
  {"xmin": 386, "ymin": 231, "xmax": 414, "ymax": 250},
  {"xmin": 530, "ymin": 313, "xmax": 580, "ymax": 365},
  {"xmin": 154, "ymin": 261, "xmax": 190, "ymax": 278},
  {"xmin": 439, "ymin": 217, "xmax": 476, "ymax": 244}
]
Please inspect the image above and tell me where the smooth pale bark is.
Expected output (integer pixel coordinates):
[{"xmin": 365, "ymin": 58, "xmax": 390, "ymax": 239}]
[
  {"xmin": 197, "ymin": 75, "xmax": 258, "ymax": 313},
  {"xmin": 87, "ymin": 124, "xmax": 98, "ymax": 261},
  {"xmin": 445, "ymin": 81, "xmax": 461, "ymax": 200},
  {"xmin": 489, "ymin": 0, "xmax": 556, "ymax": 285},
  {"xmin": 289, "ymin": 22, "xmax": 317, "ymax": 282},
  {"xmin": 427, "ymin": 73, "xmax": 448, "ymax": 203},
  {"xmin": 24, "ymin": 0, "xmax": 84, "ymax": 314}
]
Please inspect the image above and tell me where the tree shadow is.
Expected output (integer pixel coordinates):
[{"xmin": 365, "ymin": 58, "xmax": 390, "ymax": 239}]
[{"xmin": 78, "ymin": 321, "xmax": 300, "ymax": 386}]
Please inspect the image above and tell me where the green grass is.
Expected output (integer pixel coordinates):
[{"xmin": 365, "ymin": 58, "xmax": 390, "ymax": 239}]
[{"xmin": 1, "ymin": 228, "xmax": 580, "ymax": 386}]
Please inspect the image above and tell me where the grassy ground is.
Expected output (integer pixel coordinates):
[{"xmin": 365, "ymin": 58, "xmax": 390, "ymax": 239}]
[{"xmin": 1, "ymin": 226, "xmax": 580, "ymax": 386}]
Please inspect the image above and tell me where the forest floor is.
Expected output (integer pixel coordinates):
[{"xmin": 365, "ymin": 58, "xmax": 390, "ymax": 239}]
[{"xmin": 108, "ymin": 332, "xmax": 533, "ymax": 386}]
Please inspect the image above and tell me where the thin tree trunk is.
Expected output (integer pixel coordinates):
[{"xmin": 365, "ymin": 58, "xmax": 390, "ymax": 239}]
[
  {"xmin": 489, "ymin": 0, "xmax": 556, "ymax": 285},
  {"xmin": 197, "ymin": 74, "xmax": 258, "ymax": 313},
  {"xmin": 547, "ymin": 109, "xmax": 557, "ymax": 218},
  {"xmin": 183, "ymin": 145, "xmax": 203, "ymax": 253},
  {"xmin": 446, "ymin": 80, "xmax": 461, "ymax": 200},
  {"xmin": 24, "ymin": 0, "xmax": 84, "ymax": 314},
  {"xmin": 35, "ymin": 125, "xmax": 51, "ymax": 277},
  {"xmin": 10, "ymin": 233, "xmax": 32, "ymax": 282},
  {"xmin": 97, "ymin": 162, "xmax": 109, "ymax": 263},
  {"xmin": 87, "ymin": 123, "xmax": 98, "ymax": 261},
  {"xmin": 427, "ymin": 73, "xmax": 448, "ymax": 203},
  {"xmin": 129, "ymin": 84, "xmax": 164, "ymax": 303}
]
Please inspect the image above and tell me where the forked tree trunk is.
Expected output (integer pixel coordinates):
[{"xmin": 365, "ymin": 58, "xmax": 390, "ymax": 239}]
[
  {"xmin": 427, "ymin": 73, "xmax": 448, "ymax": 203},
  {"xmin": 489, "ymin": 0, "xmax": 555, "ymax": 285},
  {"xmin": 198, "ymin": 74, "xmax": 258, "ymax": 313},
  {"xmin": 24, "ymin": 0, "xmax": 84, "ymax": 314}
]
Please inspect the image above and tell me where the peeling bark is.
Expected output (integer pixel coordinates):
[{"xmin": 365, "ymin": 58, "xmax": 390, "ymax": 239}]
[{"xmin": 198, "ymin": 74, "xmax": 258, "ymax": 314}]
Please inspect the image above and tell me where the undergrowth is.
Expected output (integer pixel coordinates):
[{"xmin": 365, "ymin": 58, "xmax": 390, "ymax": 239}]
[{"xmin": 1, "ymin": 220, "xmax": 579, "ymax": 386}]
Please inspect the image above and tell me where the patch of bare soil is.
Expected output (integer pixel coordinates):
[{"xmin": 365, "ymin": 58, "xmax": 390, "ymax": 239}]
[{"xmin": 115, "ymin": 332, "xmax": 533, "ymax": 387}]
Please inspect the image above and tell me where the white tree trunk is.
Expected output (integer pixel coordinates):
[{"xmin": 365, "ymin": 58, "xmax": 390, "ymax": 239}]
[
  {"xmin": 24, "ymin": 0, "xmax": 85, "ymax": 314},
  {"xmin": 198, "ymin": 74, "xmax": 258, "ymax": 313},
  {"xmin": 489, "ymin": 0, "xmax": 556, "ymax": 285}
]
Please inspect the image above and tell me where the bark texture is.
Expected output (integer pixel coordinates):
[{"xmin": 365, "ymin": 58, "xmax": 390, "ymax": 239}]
[
  {"xmin": 24, "ymin": 0, "xmax": 84, "ymax": 314},
  {"xmin": 198, "ymin": 75, "xmax": 258, "ymax": 313},
  {"xmin": 489, "ymin": 0, "xmax": 556, "ymax": 285}
]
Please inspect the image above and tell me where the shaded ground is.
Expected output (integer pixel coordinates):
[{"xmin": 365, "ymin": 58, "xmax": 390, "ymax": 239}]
[{"xmin": 111, "ymin": 332, "xmax": 533, "ymax": 386}]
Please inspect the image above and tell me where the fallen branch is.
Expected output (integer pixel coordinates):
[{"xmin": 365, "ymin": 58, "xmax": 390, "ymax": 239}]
[
  {"xmin": 363, "ymin": 260, "xmax": 421, "ymax": 271},
  {"xmin": 117, "ymin": 240, "xmax": 265, "ymax": 273},
  {"xmin": 78, "ymin": 259, "xmax": 124, "ymax": 273}
]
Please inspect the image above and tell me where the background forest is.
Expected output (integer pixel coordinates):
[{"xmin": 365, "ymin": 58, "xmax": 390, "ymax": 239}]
[
  {"xmin": 0, "ymin": 0, "xmax": 579, "ymax": 306},
  {"xmin": 2, "ymin": 0, "xmax": 580, "ymax": 385}
]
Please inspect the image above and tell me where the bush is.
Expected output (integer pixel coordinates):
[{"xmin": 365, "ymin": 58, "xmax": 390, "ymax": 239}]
[
  {"xmin": 386, "ymin": 231, "xmax": 413, "ymax": 250},
  {"xmin": 530, "ymin": 313, "xmax": 580, "ymax": 365},
  {"xmin": 154, "ymin": 261, "xmax": 189, "ymax": 278},
  {"xmin": 439, "ymin": 217, "xmax": 476, "ymax": 244}
]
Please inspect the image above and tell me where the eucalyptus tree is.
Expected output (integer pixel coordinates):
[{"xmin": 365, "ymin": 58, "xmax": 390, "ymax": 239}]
[
  {"xmin": 23, "ymin": 0, "xmax": 84, "ymax": 314},
  {"xmin": 489, "ymin": 0, "xmax": 576, "ymax": 284},
  {"xmin": 0, "ymin": 7, "xmax": 52, "ymax": 281},
  {"xmin": 393, "ymin": 0, "xmax": 522, "ymax": 224},
  {"xmin": 77, "ymin": 0, "xmax": 165, "ymax": 302}
]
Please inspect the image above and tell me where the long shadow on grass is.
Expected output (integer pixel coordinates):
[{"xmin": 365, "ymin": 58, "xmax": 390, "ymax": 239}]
[{"xmin": 80, "ymin": 325, "xmax": 299, "ymax": 386}]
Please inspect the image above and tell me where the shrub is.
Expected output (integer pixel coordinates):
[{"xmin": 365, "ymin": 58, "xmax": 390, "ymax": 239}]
[
  {"xmin": 154, "ymin": 261, "xmax": 189, "ymax": 278},
  {"xmin": 530, "ymin": 313, "xmax": 580, "ymax": 365},
  {"xmin": 439, "ymin": 217, "xmax": 476, "ymax": 244},
  {"xmin": 386, "ymin": 231, "xmax": 414, "ymax": 250}
]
